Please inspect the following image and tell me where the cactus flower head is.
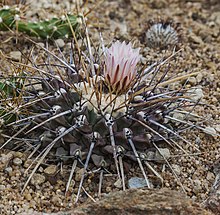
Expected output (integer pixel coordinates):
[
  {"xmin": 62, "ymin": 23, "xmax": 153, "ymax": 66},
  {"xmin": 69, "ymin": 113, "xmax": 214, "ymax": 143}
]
[{"xmin": 104, "ymin": 41, "xmax": 141, "ymax": 94}]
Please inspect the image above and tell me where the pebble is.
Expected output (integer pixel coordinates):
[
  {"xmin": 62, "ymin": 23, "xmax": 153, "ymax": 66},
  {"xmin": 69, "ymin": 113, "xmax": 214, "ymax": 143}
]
[
  {"xmin": 206, "ymin": 172, "xmax": 215, "ymax": 181},
  {"xmin": 9, "ymin": 51, "xmax": 22, "ymax": 61},
  {"xmin": 0, "ymin": 153, "xmax": 14, "ymax": 166},
  {"xmin": 36, "ymin": 42, "xmax": 45, "ymax": 48},
  {"xmin": 186, "ymin": 88, "xmax": 204, "ymax": 101},
  {"xmin": 55, "ymin": 39, "xmax": 65, "ymax": 48},
  {"xmin": 203, "ymin": 126, "xmax": 217, "ymax": 136},
  {"xmin": 171, "ymin": 164, "xmax": 182, "ymax": 176},
  {"xmin": 23, "ymin": 159, "xmax": 33, "ymax": 169},
  {"xmin": 31, "ymin": 173, "xmax": 46, "ymax": 186},
  {"xmin": 188, "ymin": 77, "xmax": 197, "ymax": 85},
  {"xmin": 13, "ymin": 158, "xmax": 23, "ymax": 166},
  {"xmin": 145, "ymin": 151, "xmax": 155, "ymax": 161},
  {"xmin": 210, "ymin": 11, "xmax": 220, "ymax": 25},
  {"xmin": 0, "ymin": 184, "xmax": 6, "ymax": 190},
  {"xmin": 196, "ymin": 72, "xmax": 203, "ymax": 83},
  {"xmin": 14, "ymin": 152, "xmax": 24, "ymax": 159},
  {"xmin": 5, "ymin": 166, "xmax": 13, "ymax": 175},
  {"xmin": 114, "ymin": 178, "xmax": 122, "ymax": 188},
  {"xmin": 189, "ymin": 34, "xmax": 204, "ymax": 45},
  {"xmin": 75, "ymin": 168, "xmax": 84, "ymax": 182},
  {"xmin": 44, "ymin": 165, "xmax": 57, "ymax": 175},
  {"xmin": 128, "ymin": 177, "xmax": 149, "ymax": 189},
  {"xmin": 155, "ymin": 148, "xmax": 171, "ymax": 163}
]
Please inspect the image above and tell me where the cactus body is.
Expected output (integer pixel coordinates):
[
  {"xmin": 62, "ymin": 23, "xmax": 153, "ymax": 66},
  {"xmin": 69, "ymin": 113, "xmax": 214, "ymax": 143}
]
[
  {"xmin": 0, "ymin": 7, "xmax": 79, "ymax": 39},
  {"xmin": 0, "ymin": 39, "xmax": 209, "ymax": 201}
]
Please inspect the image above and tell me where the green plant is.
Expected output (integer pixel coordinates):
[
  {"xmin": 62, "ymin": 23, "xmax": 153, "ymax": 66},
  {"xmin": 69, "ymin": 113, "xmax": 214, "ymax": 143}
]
[{"xmin": 0, "ymin": 5, "xmax": 80, "ymax": 39}]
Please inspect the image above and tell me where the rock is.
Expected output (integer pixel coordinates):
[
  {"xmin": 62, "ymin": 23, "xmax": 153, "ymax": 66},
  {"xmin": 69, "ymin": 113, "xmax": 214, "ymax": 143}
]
[
  {"xmin": 31, "ymin": 173, "xmax": 46, "ymax": 186},
  {"xmin": 210, "ymin": 12, "xmax": 220, "ymax": 25},
  {"xmin": 55, "ymin": 39, "xmax": 65, "ymax": 48},
  {"xmin": 44, "ymin": 165, "xmax": 57, "ymax": 175},
  {"xmin": 186, "ymin": 87, "xmax": 204, "ymax": 101},
  {"xmin": 128, "ymin": 177, "xmax": 149, "ymax": 189},
  {"xmin": 155, "ymin": 148, "xmax": 171, "ymax": 163},
  {"xmin": 110, "ymin": 20, "xmax": 128, "ymax": 37},
  {"xmin": 9, "ymin": 51, "xmax": 22, "ymax": 61},
  {"xmin": 114, "ymin": 178, "xmax": 122, "ymax": 188},
  {"xmin": 75, "ymin": 168, "xmax": 84, "ymax": 182},
  {"xmin": 0, "ymin": 153, "xmax": 14, "ymax": 169},
  {"xmin": 13, "ymin": 158, "xmax": 23, "ymax": 166},
  {"xmin": 5, "ymin": 166, "xmax": 13, "ymax": 175},
  {"xmin": 203, "ymin": 126, "xmax": 217, "ymax": 136},
  {"xmin": 71, "ymin": 189, "xmax": 213, "ymax": 215},
  {"xmin": 36, "ymin": 42, "xmax": 45, "ymax": 48},
  {"xmin": 188, "ymin": 77, "xmax": 197, "ymax": 85},
  {"xmin": 205, "ymin": 158, "xmax": 220, "ymax": 214},
  {"xmin": 189, "ymin": 34, "xmax": 204, "ymax": 45},
  {"xmin": 172, "ymin": 112, "xmax": 185, "ymax": 125},
  {"xmin": 171, "ymin": 164, "xmax": 182, "ymax": 176},
  {"xmin": 0, "ymin": 184, "xmax": 6, "ymax": 190},
  {"xmin": 193, "ymin": 179, "xmax": 202, "ymax": 194},
  {"xmin": 23, "ymin": 159, "xmax": 33, "ymax": 169},
  {"xmin": 196, "ymin": 72, "xmax": 203, "ymax": 83}
]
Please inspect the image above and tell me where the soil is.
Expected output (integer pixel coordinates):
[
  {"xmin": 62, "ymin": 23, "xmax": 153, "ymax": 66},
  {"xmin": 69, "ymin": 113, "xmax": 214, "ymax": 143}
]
[{"xmin": 0, "ymin": 0, "xmax": 220, "ymax": 214}]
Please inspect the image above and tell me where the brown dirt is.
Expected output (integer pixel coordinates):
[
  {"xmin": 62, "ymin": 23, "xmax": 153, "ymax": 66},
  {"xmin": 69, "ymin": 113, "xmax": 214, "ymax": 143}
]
[{"xmin": 0, "ymin": 0, "xmax": 219, "ymax": 214}]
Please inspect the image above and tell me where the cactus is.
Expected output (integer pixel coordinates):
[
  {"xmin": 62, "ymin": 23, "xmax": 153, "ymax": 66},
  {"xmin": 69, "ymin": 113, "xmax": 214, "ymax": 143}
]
[
  {"xmin": 0, "ymin": 6, "xmax": 80, "ymax": 39},
  {"xmin": 144, "ymin": 19, "xmax": 182, "ymax": 49},
  {"xmin": 0, "ymin": 31, "xmax": 213, "ymax": 202}
]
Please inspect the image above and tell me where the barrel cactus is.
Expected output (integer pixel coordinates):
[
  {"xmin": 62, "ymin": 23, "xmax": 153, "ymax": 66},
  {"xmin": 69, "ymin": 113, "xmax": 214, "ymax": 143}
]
[{"xmin": 0, "ymin": 36, "xmax": 206, "ymax": 202}]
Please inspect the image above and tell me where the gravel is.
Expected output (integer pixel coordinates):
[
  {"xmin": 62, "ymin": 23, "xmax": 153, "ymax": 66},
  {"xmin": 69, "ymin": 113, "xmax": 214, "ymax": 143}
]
[{"xmin": 0, "ymin": 0, "xmax": 219, "ymax": 214}]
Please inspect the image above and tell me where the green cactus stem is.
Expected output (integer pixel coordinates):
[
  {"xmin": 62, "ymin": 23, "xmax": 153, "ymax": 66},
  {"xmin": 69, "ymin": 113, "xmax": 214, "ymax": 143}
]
[{"xmin": 0, "ymin": 6, "xmax": 80, "ymax": 39}]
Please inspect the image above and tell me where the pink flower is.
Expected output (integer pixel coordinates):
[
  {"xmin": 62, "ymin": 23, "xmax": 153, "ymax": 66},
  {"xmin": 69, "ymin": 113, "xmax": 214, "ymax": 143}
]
[{"xmin": 104, "ymin": 41, "xmax": 141, "ymax": 94}]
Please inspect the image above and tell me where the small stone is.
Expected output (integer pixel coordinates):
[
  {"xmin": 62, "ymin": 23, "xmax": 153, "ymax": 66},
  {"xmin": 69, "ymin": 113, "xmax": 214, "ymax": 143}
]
[
  {"xmin": 187, "ymin": 88, "xmax": 204, "ymax": 101},
  {"xmin": 10, "ymin": 51, "xmax": 22, "ymax": 61},
  {"xmin": 193, "ymin": 179, "xmax": 202, "ymax": 194},
  {"xmin": 155, "ymin": 148, "xmax": 171, "ymax": 163},
  {"xmin": 171, "ymin": 164, "xmax": 182, "ymax": 176},
  {"xmin": 206, "ymin": 172, "xmax": 215, "ymax": 181},
  {"xmin": 24, "ymin": 193, "xmax": 32, "ymax": 201},
  {"xmin": 5, "ymin": 166, "xmax": 13, "ymax": 174},
  {"xmin": 189, "ymin": 34, "xmax": 204, "ymax": 44},
  {"xmin": 128, "ymin": 177, "xmax": 149, "ymax": 189},
  {"xmin": 0, "ymin": 153, "xmax": 14, "ymax": 165},
  {"xmin": 44, "ymin": 165, "xmax": 57, "ymax": 175},
  {"xmin": 36, "ymin": 42, "xmax": 45, "ymax": 48},
  {"xmin": 38, "ymin": 166, "xmax": 44, "ymax": 173},
  {"xmin": 12, "ymin": 158, "xmax": 22, "ymax": 166},
  {"xmin": 145, "ymin": 151, "xmax": 155, "ymax": 161},
  {"xmin": 51, "ymin": 196, "xmax": 62, "ymax": 206},
  {"xmin": 56, "ymin": 147, "xmax": 68, "ymax": 161},
  {"xmin": 106, "ymin": 186, "xmax": 112, "ymax": 192},
  {"xmin": 172, "ymin": 112, "xmax": 185, "ymax": 125},
  {"xmin": 114, "ymin": 178, "xmax": 122, "ymax": 188},
  {"xmin": 31, "ymin": 173, "xmax": 46, "ymax": 186},
  {"xmin": 188, "ymin": 77, "xmax": 197, "ymax": 85},
  {"xmin": 196, "ymin": 72, "xmax": 203, "ymax": 83},
  {"xmin": 0, "ymin": 184, "xmax": 6, "ymax": 190},
  {"xmin": 23, "ymin": 159, "xmax": 33, "ymax": 169},
  {"xmin": 210, "ymin": 11, "xmax": 220, "ymax": 25},
  {"xmin": 14, "ymin": 152, "xmax": 24, "ymax": 159},
  {"xmin": 55, "ymin": 39, "xmax": 65, "ymax": 48},
  {"xmin": 75, "ymin": 168, "xmax": 84, "ymax": 182},
  {"xmin": 203, "ymin": 126, "xmax": 217, "ymax": 136}
]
